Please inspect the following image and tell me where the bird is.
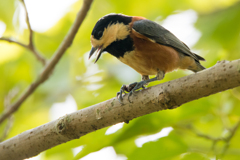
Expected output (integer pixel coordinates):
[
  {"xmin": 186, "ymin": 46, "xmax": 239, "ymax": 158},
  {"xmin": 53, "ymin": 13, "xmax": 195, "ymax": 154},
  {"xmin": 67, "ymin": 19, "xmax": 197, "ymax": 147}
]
[{"xmin": 89, "ymin": 13, "xmax": 205, "ymax": 103}]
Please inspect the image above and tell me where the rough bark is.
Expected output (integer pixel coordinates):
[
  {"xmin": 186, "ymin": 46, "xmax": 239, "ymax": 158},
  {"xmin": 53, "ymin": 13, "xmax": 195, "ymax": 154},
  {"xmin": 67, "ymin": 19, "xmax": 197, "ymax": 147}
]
[{"xmin": 0, "ymin": 59, "xmax": 240, "ymax": 160}]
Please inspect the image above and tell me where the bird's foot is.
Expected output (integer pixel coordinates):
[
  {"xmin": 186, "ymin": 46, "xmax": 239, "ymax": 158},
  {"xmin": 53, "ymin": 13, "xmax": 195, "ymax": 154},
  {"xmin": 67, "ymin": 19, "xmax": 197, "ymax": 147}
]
[
  {"xmin": 117, "ymin": 81, "xmax": 148, "ymax": 103},
  {"xmin": 127, "ymin": 81, "xmax": 148, "ymax": 102},
  {"xmin": 116, "ymin": 70, "xmax": 165, "ymax": 103},
  {"xmin": 116, "ymin": 85, "xmax": 127, "ymax": 103},
  {"xmin": 117, "ymin": 83, "xmax": 137, "ymax": 103}
]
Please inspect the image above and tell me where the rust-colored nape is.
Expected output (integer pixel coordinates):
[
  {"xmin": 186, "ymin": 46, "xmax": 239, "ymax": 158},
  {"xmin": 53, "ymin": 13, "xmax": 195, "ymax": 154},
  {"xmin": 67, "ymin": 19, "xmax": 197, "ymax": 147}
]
[{"xmin": 129, "ymin": 16, "xmax": 146, "ymax": 28}]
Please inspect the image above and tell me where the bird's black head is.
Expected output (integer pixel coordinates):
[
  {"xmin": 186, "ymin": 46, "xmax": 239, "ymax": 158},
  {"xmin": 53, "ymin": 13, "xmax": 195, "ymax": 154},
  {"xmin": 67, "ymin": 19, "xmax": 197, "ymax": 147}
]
[
  {"xmin": 89, "ymin": 14, "xmax": 133, "ymax": 63},
  {"xmin": 91, "ymin": 14, "xmax": 132, "ymax": 40}
]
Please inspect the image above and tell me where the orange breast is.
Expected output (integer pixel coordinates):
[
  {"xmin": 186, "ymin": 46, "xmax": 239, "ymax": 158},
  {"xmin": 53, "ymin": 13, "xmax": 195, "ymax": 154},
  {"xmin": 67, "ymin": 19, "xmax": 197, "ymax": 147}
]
[{"xmin": 119, "ymin": 29, "xmax": 181, "ymax": 76}]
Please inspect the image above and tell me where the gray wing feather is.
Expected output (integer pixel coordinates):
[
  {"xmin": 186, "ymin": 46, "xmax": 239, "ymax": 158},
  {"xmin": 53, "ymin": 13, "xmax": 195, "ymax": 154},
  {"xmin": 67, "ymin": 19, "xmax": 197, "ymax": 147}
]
[{"xmin": 132, "ymin": 19, "xmax": 199, "ymax": 61}]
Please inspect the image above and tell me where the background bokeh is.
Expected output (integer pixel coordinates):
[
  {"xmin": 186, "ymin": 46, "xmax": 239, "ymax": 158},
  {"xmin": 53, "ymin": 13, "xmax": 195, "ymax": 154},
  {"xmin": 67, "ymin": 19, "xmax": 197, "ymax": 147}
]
[{"xmin": 0, "ymin": 0, "xmax": 240, "ymax": 159}]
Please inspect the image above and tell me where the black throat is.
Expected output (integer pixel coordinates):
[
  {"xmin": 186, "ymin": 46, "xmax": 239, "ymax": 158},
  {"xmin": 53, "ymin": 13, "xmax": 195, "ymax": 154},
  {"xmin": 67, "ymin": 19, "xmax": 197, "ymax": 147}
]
[{"xmin": 104, "ymin": 35, "xmax": 134, "ymax": 58}]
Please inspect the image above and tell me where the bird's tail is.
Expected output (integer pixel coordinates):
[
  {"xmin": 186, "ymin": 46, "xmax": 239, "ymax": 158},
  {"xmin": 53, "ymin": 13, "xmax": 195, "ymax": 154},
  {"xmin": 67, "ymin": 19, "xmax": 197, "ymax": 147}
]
[
  {"xmin": 193, "ymin": 62, "xmax": 206, "ymax": 72},
  {"xmin": 191, "ymin": 53, "xmax": 206, "ymax": 72}
]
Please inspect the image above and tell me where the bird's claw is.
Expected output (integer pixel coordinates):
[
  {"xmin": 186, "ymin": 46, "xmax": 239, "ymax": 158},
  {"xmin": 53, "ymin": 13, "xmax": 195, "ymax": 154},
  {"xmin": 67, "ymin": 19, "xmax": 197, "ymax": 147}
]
[
  {"xmin": 117, "ymin": 81, "xmax": 147, "ymax": 103},
  {"xmin": 117, "ymin": 85, "xmax": 128, "ymax": 103},
  {"xmin": 127, "ymin": 81, "xmax": 147, "ymax": 102},
  {"xmin": 117, "ymin": 83, "xmax": 137, "ymax": 103}
]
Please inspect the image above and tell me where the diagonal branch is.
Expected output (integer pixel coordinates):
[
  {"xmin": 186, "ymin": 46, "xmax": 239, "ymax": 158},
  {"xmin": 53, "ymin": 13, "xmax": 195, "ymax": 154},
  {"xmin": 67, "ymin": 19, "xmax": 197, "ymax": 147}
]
[
  {"xmin": 0, "ymin": 0, "xmax": 94, "ymax": 125},
  {"xmin": 0, "ymin": 59, "xmax": 240, "ymax": 160}
]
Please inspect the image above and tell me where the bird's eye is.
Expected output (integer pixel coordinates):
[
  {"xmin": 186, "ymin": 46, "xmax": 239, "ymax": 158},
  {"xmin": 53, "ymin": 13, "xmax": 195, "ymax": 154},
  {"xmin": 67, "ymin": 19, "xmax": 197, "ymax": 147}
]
[{"xmin": 97, "ymin": 31, "xmax": 103, "ymax": 38}]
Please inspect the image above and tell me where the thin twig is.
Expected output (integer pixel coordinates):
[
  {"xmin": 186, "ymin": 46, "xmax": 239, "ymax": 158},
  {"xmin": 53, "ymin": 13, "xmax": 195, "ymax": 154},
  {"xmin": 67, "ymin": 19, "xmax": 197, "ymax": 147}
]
[
  {"xmin": 21, "ymin": 0, "xmax": 33, "ymax": 48},
  {"xmin": 0, "ymin": 0, "xmax": 94, "ymax": 125},
  {"xmin": 0, "ymin": 37, "xmax": 28, "ymax": 48},
  {"xmin": 0, "ymin": 37, "xmax": 46, "ymax": 65},
  {"xmin": 0, "ymin": 88, "xmax": 18, "ymax": 142},
  {"xmin": 220, "ymin": 120, "xmax": 240, "ymax": 157},
  {"xmin": 187, "ymin": 119, "xmax": 240, "ymax": 157},
  {"xmin": 20, "ymin": 0, "xmax": 47, "ymax": 65},
  {"xmin": 20, "ymin": 0, "xmax": 46, "ymax": 65},
  {"xmin": 0, "ymin": 0, "xmax": 46, "ymax": 65}
]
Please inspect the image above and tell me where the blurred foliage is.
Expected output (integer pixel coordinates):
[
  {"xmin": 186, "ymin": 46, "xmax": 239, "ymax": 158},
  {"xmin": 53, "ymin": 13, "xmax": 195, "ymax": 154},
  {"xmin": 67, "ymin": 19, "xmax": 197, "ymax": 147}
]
[{"xmin": 0, "ymin": 0, "xmax": 240, "ymax": 160}]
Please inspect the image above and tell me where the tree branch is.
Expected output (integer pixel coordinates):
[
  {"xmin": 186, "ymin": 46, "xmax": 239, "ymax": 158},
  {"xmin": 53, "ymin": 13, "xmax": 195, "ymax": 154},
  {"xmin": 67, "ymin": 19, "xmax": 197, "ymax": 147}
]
[
  {"xmin": 0, "ymin": 37, "xmax": 28, "ymax": 48},
  {"xmin": 0, "ymin": 0, "xmax": 94, "ymax": 125},
  {"xmin": 1, "ymin": 59, "xmax": 240, "ymax": 160},
  {"xmin": 0, "ymin": 37, "xmax": 46, "ymax": 65}
]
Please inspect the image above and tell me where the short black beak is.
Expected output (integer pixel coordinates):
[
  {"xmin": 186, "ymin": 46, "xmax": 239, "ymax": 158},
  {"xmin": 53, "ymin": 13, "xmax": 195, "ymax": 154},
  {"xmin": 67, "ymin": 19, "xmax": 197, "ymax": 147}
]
[
  {"xmin": 89, "ymin": 47, "xmax": 97, "ymax": 59},
  {"xmin": 88, "ymin": 46, "xmax": 104, "ymax": 63}
]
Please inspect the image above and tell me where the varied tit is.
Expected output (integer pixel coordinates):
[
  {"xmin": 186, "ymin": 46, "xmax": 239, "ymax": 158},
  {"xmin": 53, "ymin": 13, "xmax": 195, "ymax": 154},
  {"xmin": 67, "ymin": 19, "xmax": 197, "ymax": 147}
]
[{"xmin": 89, "ymin": 13, "xmax": 205, "ymax": 102}]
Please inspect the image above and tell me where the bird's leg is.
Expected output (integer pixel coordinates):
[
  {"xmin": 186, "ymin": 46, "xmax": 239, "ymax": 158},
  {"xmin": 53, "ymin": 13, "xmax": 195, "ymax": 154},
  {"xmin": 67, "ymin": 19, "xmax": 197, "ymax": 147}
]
[
  {"xmin": 117, "ymin": 69, "xmax": 165, "ymax": 103},
  {"xmin": 141, "ymin": 75, "xmax": 150, "ymax": 86},
  {"xmin": 127, "ymin": 69, "xmax": 165, "ymax": 102},
  {"xmin": 117, "ymin": 76, "xmax": 149, "ymax": 103}
]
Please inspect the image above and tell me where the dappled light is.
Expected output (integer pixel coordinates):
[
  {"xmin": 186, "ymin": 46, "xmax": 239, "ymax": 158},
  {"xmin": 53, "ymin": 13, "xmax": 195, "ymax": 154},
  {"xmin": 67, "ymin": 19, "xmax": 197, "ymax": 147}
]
[{"xmin": 0, "ymin": 0, "xmax": 240, "ymax": 160}]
